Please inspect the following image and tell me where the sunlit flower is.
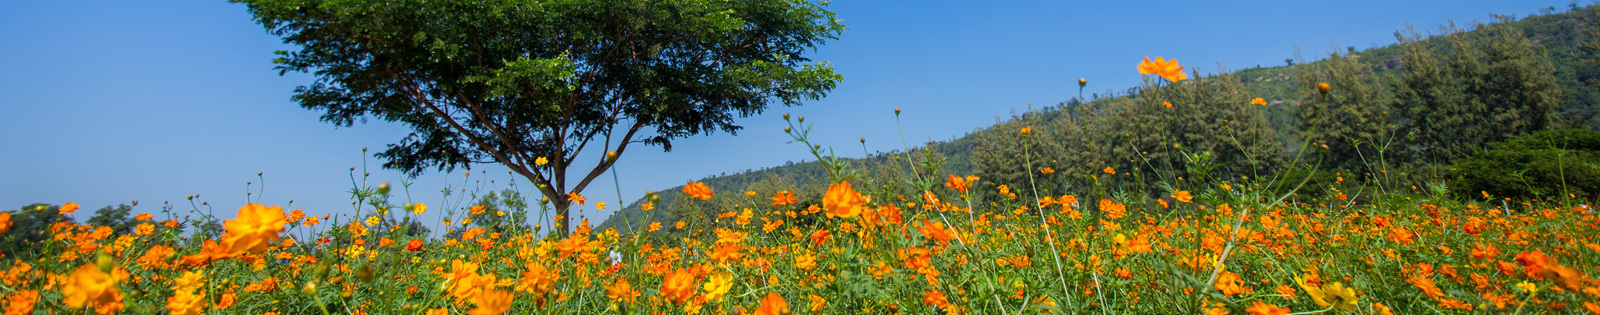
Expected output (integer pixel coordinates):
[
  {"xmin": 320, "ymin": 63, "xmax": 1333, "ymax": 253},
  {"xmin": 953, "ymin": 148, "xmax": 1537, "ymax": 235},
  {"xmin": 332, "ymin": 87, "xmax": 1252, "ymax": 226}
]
[
  {"xmin": 606, "ymin": 277, "xmax": 640, "ymax": 304},
  {"xmin": 1172, "ymin": 190, "xmax": 1193, "ymax": 203},
  {"xmin": 702, "ymin": 270, "xmax": 734, "ymax": 302},
  {"xmin": 1244, "ymin": 301, "xmax": 1289, "ymax": 315},
  {"xmin": 944, "ymin": 174, "xmax": 971, "ymax": 193},
  {"xmin": 3, "ymin": 290, "xmax": 38, "ymax": 315},
  {"xmin": 771, "ymin": 190, "xmax": 798, "ymax": 206},
  {"xmin": 1251, "ymin": 97, "xmax": 1268, "ymax": 106},
  {"xmin": 566, "ymin": 192, "xmax": 588, "ymax": 205},
  {"xmin": 536, "ymin": 157, "xmax": 548, "ymax": 165},
  {"xmin": 684, "ymin": 182, "xmax": 714, "ymax": 200},
  {"xmin": 405, "ymin": 239, "xmax": 424, "ymax": 252},
  {"xmin": 823, "ymin": 181, "xmax": 866, "ymax": 219},
  {"xmin": 1214, "ymin": 271, "xmax": 1249, "ymax": 297},
  {"xmin": 60, "ymin": 202, "xmax": 80, "ymax": 215},
  {"xmin": 414, "ymin": 203, "xmax": 428, "ymax": 215},
  {"xmin": 1103, "ymin": 166, "xmax": 1115, "ymax": 175},
  {"xmin": 135, "ymin": 213, "xmax": 154, "ymax": 221},
  {"xmin": 0, "ymin": 212, "xmax": 11, "ymax": 234},
  {"xmin": 1040, "ymin": 167, "xmax": 1054, "ymax": 175},
  {"xmin": 62, "ymin": 264, "xmax": 126, "ymax": 314},
  {"xmin": 1137, "ymin": 56, "xmax": 1187, "ymax": 82},
  {"xmin": 661, "ymin": 268, "xmax": 698, "ymax": 305},
  {"xmin": 755, "ymin": 292, "xmax": 789, "ymax": 315},
  {"xmin": 470, "ymin": 288, "xmax": 513, "ymax": 315},
  {"xmin": 222, "ymin": 204, "xmax": 289, "ymax": 254}
]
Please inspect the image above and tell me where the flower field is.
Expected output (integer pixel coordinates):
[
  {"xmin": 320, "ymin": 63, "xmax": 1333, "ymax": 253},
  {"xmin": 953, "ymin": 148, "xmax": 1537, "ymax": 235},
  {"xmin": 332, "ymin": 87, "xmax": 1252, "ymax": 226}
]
[
  {"xmin": 3, "ymin": 167, "xmax": 1600, "ymax": 314},
  {"xmin": 4, "ymin": 55, "xmax": 1600, "ymax": 315}
]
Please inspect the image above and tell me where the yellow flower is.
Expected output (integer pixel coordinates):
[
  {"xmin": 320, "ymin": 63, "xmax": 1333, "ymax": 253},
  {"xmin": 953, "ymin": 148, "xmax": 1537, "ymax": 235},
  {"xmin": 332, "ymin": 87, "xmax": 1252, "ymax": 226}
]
[
  {"xmin": 535, "ymin": 156, "xmax": 548, "ymax": 165},
  {"xmin": 1251, "ymin": 97, "xmax": 1267, "ymax": 106},
  {"xmin": 1515, "ymin": 281, "xmax": 1537, "ymax": 294},
  {"xmin": 221, "ymin": 204, "xmax": 289, "ymax": 254},
  {"xmin": 62, "ymin": 264, "xmax": 126, "ymax": 314},
  {"xmin": 1298, "ymin": 276, "xmax": 1358, "ymax": 311},
  {"xmin": 413, "ymin": 203, "xmax": 427, "ymax": 215},
  {"xmin": 1138, "ymin": 56, "xmax": 1188, "ymax": 82},
  {"xmin": 702, "ymin": 271, "xmax": 734, "ymax": 302}
]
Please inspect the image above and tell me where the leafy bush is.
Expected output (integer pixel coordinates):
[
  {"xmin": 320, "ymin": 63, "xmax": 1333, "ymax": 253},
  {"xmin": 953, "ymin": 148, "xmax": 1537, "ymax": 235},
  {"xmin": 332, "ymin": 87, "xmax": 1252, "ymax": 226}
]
[{"xmin": 1450, "ymin": 129, "xmax": 1600, "ymax": 200}]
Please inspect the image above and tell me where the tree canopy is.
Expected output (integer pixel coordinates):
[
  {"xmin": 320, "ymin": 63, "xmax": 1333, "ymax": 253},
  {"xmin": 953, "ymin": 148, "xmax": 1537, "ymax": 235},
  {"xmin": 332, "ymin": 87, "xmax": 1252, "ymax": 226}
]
[{"xmin": 234, "ymin": 0, "xmax": 845, "ymax": 234}]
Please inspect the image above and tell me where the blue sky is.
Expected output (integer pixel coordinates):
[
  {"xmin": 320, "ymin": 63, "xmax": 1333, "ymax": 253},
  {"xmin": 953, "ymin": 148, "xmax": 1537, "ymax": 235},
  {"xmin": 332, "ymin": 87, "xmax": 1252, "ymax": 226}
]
[{"xmin": 0, "ymin": 1, "xmax": 1577, "ymax": 230}]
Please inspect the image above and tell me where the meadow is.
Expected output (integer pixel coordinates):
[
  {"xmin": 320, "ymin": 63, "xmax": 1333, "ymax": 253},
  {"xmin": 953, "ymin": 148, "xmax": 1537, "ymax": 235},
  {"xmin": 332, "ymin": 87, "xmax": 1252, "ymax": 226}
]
[{"xmin": 7, "ymin": 10, "xmax": 1600, "ymax": 314}]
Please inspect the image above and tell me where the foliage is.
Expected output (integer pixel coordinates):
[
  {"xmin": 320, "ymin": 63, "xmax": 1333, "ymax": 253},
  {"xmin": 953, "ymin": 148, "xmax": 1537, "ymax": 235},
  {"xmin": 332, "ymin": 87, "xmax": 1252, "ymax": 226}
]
[
  {"xmin": 1451, "ymin": 129, "xmax": 1600, "ymax": 200},
  {"xmin": 235, "ymin": 0, "xmax": 846, "ymax": 235},
  {"xmin": 0, "ymin": 204, "xmax": 69, "ymax": 261}
]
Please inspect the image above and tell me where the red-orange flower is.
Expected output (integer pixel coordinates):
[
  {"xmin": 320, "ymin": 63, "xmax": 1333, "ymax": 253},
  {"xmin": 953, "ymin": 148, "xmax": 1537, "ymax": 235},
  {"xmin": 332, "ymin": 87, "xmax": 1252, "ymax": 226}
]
[
  {"xmin": 405, "ymin": 239, "xmax": 424, "ymax": 252},
  {"xmin": 1138, "ymin": 56, "xmax": 1188, "ymax": 82},
  {"xmin": 944, "ymin": 174, "xmax": 970, "ymax": 193},
  {"xmin": 684, "ymin": 182, "xmax": 714, "ymax": 200},
  {"xmin": 222, "ymin": 204, "xmax": 289, "ymax": 254}
]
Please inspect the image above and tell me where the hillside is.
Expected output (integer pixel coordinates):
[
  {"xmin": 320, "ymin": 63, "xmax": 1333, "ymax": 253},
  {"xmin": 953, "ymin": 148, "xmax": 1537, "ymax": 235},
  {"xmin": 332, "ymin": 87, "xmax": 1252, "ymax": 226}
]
[{"xmin": 599, "ymin": 6, "xmax": 1600, "ymax": 232}]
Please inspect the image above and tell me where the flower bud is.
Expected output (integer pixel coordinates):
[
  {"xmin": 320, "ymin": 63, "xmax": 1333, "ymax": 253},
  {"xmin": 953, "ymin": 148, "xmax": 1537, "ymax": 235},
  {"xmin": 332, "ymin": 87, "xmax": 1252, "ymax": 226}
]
[
  {"xmin": 1317, "ymin": 82, "xmax": 1331, "ymax": 94},
  {"xmin": 894, "ymin": 108, "xmax": 901, "ymax": 115},
  {"xmin": 606, "ymin": 151, "xmax": 619, "ymax": 161},
  {"xmin": 1078, "ymin": 78, "xmax": 1087, "ymax": 87},
  {"xmin": 377, "ymin": 182, "xmax": 391, "ymax": 195},
  {"xmin": 784, "ymin": 126, "xmax": 792, "ymax": 133},
  {"xmin": 783, "ymin": 113, "xmax": 790, "ymax": 120}
]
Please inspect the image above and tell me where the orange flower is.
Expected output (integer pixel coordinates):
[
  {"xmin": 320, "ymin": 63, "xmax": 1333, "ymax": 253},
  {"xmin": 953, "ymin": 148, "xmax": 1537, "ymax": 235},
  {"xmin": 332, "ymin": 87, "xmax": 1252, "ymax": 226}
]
[
  {"xmin": 605, "ymin": 277, "xmax": 640, "ymax": 304},
  {"xmin": 470, "ymin": 288, "xmax": 514, "ymax": 315},
  {"xmin": 1040, "ymin": 167, "xmax": 1055, "ymax": 175},
  {"xmin": 1251, "ymin": 97, "xmax": 1268, "ymax": 106},
  {"xmin": 822, "ymin": 181, "xmax": 865, "ymax": 219},
  {"xmin": 771, "ymin": 190, "xmax": 798, "ymax": 206},
  {"xmin": 1244, "ymin": 301, "xmax": 1289, "ymax": 315},
  {"xmin": 1137, "ymin": 56, "xmax": 1187, "ymax": 82},
  {"xmin": 135, "ymin": 213, "xmax": 154, "ymax": 221},
  {"xmin": 1103, "ymin": 166, "xmax": 1115, "ymax": 175},
  {"xmin": 222, "ymin": 204, "xmax": 289, "ymax": 254},
  {"xmin": 1317, "ymin": 82, "xmax": 1331, "ymax": 93},
  {"xmin": 62, "ymin": 264, "xmax": 126, "ymax": 314},
  {"xmin": 405, "ymin": 239, "xmax": 424, "ymax": 252},
  {"xmin": 60, "ymin": 202, "xmax": 80, "ymax": 215},
  {"xmin": 684, "ymin": 182, "xmax": 714, "ymax": 200},
  {"xmin": 1214, "ymin": 271, "xmax": 1249, "ymax": 297},
  {"xmin": 661, "ymin": 268, "xmax": 698, "ymax": 305},
  {"xmin": 1171, "ymin": 190, "xmax": 1193, "ymax": 203},
  {"xmin": 1162, "ymin": 101, "xmax": 1173, "ymax": 108},
  {"xmin": 944, "ymin": 174, "xmax": 970, "ymax": 193},
  {"xmin": 755, "ymin": 292, "xmax": 789, "ymax": 315},
  {"xmin": 3, "ymin": 290, "xmax": 38, "ymax": 315},
  {"xmin": 0, "ymin": 212, "xmax": 11, "ymax": 234},
  {"xmin": 566, "ymin": 192, "xmax": 588, "ymax": 205},
  {"xmin": 922, "ymin": 290, "xmax": 954, "ymax": 314}
]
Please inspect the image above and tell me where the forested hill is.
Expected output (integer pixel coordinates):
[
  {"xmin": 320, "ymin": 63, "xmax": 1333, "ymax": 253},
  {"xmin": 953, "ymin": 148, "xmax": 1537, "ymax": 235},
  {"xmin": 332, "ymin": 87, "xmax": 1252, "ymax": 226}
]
[{"xmin": 599, "ymin": 5, "xmax": 1600, "ymax": 232}]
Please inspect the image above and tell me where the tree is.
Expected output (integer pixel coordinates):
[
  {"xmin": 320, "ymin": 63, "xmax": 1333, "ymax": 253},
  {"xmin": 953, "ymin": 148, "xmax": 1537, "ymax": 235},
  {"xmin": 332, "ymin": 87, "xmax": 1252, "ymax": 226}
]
[
  {"xmin": 87, "ymin": 204, "xmax": 138, "ymax": 236},
  {"xmin": 235, "ymin": 0, "xmax": 845, "ymax": 235},
  {"xmin": 1295, "ymin": 47, "xmax": 1394, "ymax": 176},
  {"xmin": 0, "ymin": 204, "xmax": 70, "ymax": 261},
  {"xmin": 1389, "ymin": 19, "xmax": 1563, "ymax": 166}
]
